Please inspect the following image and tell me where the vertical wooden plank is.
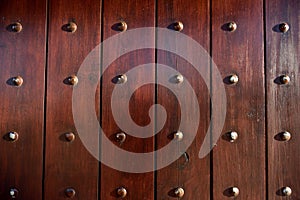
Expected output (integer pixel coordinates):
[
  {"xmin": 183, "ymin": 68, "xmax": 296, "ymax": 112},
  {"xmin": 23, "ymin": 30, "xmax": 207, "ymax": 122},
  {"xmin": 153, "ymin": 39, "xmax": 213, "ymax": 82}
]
[
  {"xmin": 45, "ymin": 0, "xmax": 100, "ymax": 199},
  {"xmin": 0, "ymin": 0, "xmax": 46, "ymax": 199},
  {"xmin": 156, "ymin": 0, "xmax": 210, "ymax": 199},
  {"xmin": 212, "ymin": 0, "xmax": 265, "ymax": 199},
  {"xmin": 266, "ymin": 0, "xmax": 300, "ymax": 199},
  {"xmin": 100, "ymin": 0, "xmax": 155, "ymax": 199}
]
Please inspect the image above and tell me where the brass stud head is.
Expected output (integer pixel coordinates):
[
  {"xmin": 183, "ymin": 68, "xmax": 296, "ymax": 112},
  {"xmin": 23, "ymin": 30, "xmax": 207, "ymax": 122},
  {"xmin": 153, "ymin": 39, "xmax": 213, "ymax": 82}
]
[
  {"xmin": 229, "ymin": 74, "xmax": 239, "ymax": 84},
  {"xmin": 280, "ymin": 75, "xmax": 290, "ymax": 84},
  {"xmin": 117, "ymin": 187, "xmax": 127, "ymax": 198},
  {"xmin": 281, "ymin": 131, "xmax": 291, "ymax": 141},
  {"xmin": 9, "ymin": 188, "xmax": 19, "ymax": 198},
  {"xmin": 11, "ymin": 22, "xmax": 23, "ymax": 33},
  {"xmin": 282, "ymin": 186, "xmax": 292, "ymax": 196},
  {"xmin": 279, "ymin": 23, "xmax": 289, "ymax": 33},
  {"xmin": 116, "ymin": 74, "xmax": 127, "ymax": 84},
  {"xmin": 8, "ymin": 131, "xmax": 19, "ymax": 142},
  {"xmin": 228, "ymin": 131, "xmax": 238, "ymax": 142},
  {"xmin": 116, "ymin": 132, "xmax": 126, "ymax": 143},
  {"xmin": 12, "ymin": 76, "xmax": 23, "ymax": 87},
  {"xmin": 175, "ymin": 74, "xmax": 184, "ymax": 84},
  {"xmin": 174, "ymin": 21, "xmax": 184, "ymax": 31},
  {"xmin": 66, "ymin": 22, "xmax": 77, "ymax": 33},
  {"xmin": 230, "ymin": 187, "xmax": 240, "ymax": 197},
  {"xmin": 65, "ymin": 132, "xmax": 75, "ymax": 142},
  {"xmin": 118, "ymin": 21, "xmax": 127, "ymax": 32},
  {"xmin": 227, "ymin": 22, "xmax": 237, "ymax": 32},
  {"xmin": 67, "ymin": 75, "xmax": 78, "ymax": 86},
  {"xmin": 174, "ymin": 187, "xmax": 184, "ymax": 198},
  {"xmin": 174, "ymin": 131, "xmax": 183, "ymax": 141},
  {"xmin": 65, "ymin": 188, "xmax": 76, "ymax": 198}
]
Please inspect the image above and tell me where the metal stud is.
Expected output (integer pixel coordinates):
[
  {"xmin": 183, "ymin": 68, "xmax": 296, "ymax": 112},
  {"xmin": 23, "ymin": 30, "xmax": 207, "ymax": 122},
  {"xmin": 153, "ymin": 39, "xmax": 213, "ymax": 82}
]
[
  {"xmin": 65, "ymin": 132, "xmax": 75, "ymax": 142},
  {"xmin": 230, "ymin": 187, "xmax": 240, "ymax": 197},
  {"xmin": 116, "ymin": 132, "xmax": 126, "ymax": 143},
  {"xmin": 174, "ymin": 187, "xmax": 184, "ymax": 198},
  {"xmin": 228, "ymin": 131, "xmax": 238, "ymax": 142},
  {"xmin": 281, "ymin": 131, "xmax": 291, "ymax": 141},
  {"xmin": 9, "ymin": 188, "xmax": 19, "ymax": 198},
  {"xmin": 229, "ymin": 74, "xmax": 239, "ymax": 84},
  {"xmin": 12, "ymin": 76, "xmax": 23, "ymax": 87},
  {"xmin": 117, "ymin": 187, "xmax": 127, "ymax": 198},
  {"xmin": 174, "ymin": 131, "xmax": 183, "ymax": 141},
  {"xmin": 280, "ymin": 75, "xmax": 290, "ymax": 84},
  {"xmin": 227, "ymin": 22, "xmax": 237, "ymax": 32},
  {"xmin": 65, "ymin": 22, "xmax": 77, "ymax": 33},
  {"xmin": 282, "ymin": 186, "xmax": 292, "ymax": 196},
  {"xmin": 65, "ymin": 188, "xmax": 76, "ymax": 198},
  {"xmin": 118, "ymin": 21, "xmax": 127, "ymax": 32},
  {"xmin": 174, "ymin": 21, "xmax": 184, "ymax": 31},
  {"xmin": 8, "ymin": 131, "xmax": 19, "ymax": 142},
  {"xmin": 175, "ymin": 74, "xmax": 184, "ymax": 84},
  {"xmin": 116, "ymin": 74, "xmax": 127, "ymax": 84},
  {"xmin": 10, "ymin": 22, "xmax": 23, "ymax": 33},
  {"xmin": 279, "ymin": 23, "xmax": 289, "ymax": 33},
  {"xmin": 67, "ymin": 75, "xmax": 78, "ymax": 86}
]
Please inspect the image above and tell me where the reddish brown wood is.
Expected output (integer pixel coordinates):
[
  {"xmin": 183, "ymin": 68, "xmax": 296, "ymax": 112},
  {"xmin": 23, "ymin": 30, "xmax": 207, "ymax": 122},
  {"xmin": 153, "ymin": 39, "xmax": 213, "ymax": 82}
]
[
  {"xmin": 0, "ymin": 0, "xmax": 46, "ymax": 199},
  {"xmin": 44, "ymin": 0, "xmax": 100, "ymax": 199},
  {"xmin": 1, "ymin": 1, "xmax": 300, "ymax": 199},
  {"xmin": 212, "ymin": 0, "xmax": 265, "ymax": 199},
  {"xmin": 266, "ymin": 0, "xmax": 300, "ymax": 199},
  {"xmin": 100, "ymin": 0, "xmax": 155, "ymax": 199},
  {"xmin": 156, "ymin": 0, "xmax": 210, "ymax": 199}
]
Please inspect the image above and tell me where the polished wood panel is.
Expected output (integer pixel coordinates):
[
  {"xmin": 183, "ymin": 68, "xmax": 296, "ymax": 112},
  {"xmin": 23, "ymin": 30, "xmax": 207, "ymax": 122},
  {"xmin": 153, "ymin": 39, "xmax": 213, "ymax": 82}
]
[
  {"xmin": 266, "ymin": 0, "xmax": 300, "ymax": 199},
  {"xmin": 156, "ymin": 0, "xmax": 210, "ymax": 199},
  {"xmin": 101, "ymin": 0, "xmax": 155, "ymax": 199},
  {"xmin": 212, "ymin": 0, "xmax": 265, "ymax": 199},
  {"xmin": 44, "ymin": 0, "xmax": 100, "ymax": 199},
  {"xmin": 1, "ymin": 1, "xmax": 300, "ymax": 199},
  {"xmin": 0, "ymin": 0, "xmax": 46, "ymax": 199}
]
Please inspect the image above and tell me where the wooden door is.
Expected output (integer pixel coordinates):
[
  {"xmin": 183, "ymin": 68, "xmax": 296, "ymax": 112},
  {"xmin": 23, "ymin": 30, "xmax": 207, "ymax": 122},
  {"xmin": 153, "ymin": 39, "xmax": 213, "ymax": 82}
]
[
  {"xmin": 0, "ymin": 0, "xmax": 46, "ymax": 199},
  {"xmin": 1, "ymin": 1, "xmax": 300, "ymax": 199}
]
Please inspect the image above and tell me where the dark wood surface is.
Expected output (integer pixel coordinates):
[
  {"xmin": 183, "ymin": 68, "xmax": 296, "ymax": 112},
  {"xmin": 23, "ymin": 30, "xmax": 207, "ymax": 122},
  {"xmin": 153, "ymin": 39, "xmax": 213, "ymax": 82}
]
[
  {"xmin": 0, "ymin": 0, "xmax": 299, "ymax": 199},
  {"xmin": 100, "ymin": 0, "xmax": 155, "ymax": 199},
  {"xmin": 44, "ymin": 0, "xmax": 100, "ymax": 199},
  {"xmin": 266, "ymin": 0, "xmax": 300, "ymax": 199},
  {"xmin": 212, "ymin": 0, "xmax": 265, "ymax": 199},
  {"xmin": 156, "ymin": 0, "xmax": 210, "ymax": 199},
  {"xmin": 0, "ymin": 0, "xmax": 46, "ymax": 199}
]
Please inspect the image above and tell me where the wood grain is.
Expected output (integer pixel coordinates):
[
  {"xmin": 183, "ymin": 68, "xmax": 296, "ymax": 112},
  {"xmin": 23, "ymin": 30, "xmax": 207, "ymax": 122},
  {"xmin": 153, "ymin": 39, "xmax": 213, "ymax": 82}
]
[
  {"xmin": 44, "ymin": 0, "xmax": 100, "ymax": 199},
  {"xmin": 1, "ymin": 1, "xmax": 299, "ymax": 199},
  {"xmin": 0, "ymin": 0, "xmax": 46, "ymax": 199},
  {"xmin": 156, "ymin": 0, "xmax": 210, "ymax": 199},
  {"xmin": 212, "ymin": 0, "xmax": 265, "ymax": 199},
  {"xmin": 266, "ymin": 0, "xmax": 300, "ymax": 199},
  {"xmin": 100, "ymin": 0, "xmax": 155, "ymax": 199}
]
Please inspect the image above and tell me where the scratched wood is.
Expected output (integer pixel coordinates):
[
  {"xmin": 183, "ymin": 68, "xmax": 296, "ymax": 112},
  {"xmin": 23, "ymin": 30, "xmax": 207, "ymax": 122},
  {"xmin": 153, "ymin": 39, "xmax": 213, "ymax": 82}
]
[
  {"xmin": 266, "ymin": 0, "xmax": 300, "ymax": 199},
  {"xmin": 212, "ymin": 0, "xmax": 265, "ymax": 199}
]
